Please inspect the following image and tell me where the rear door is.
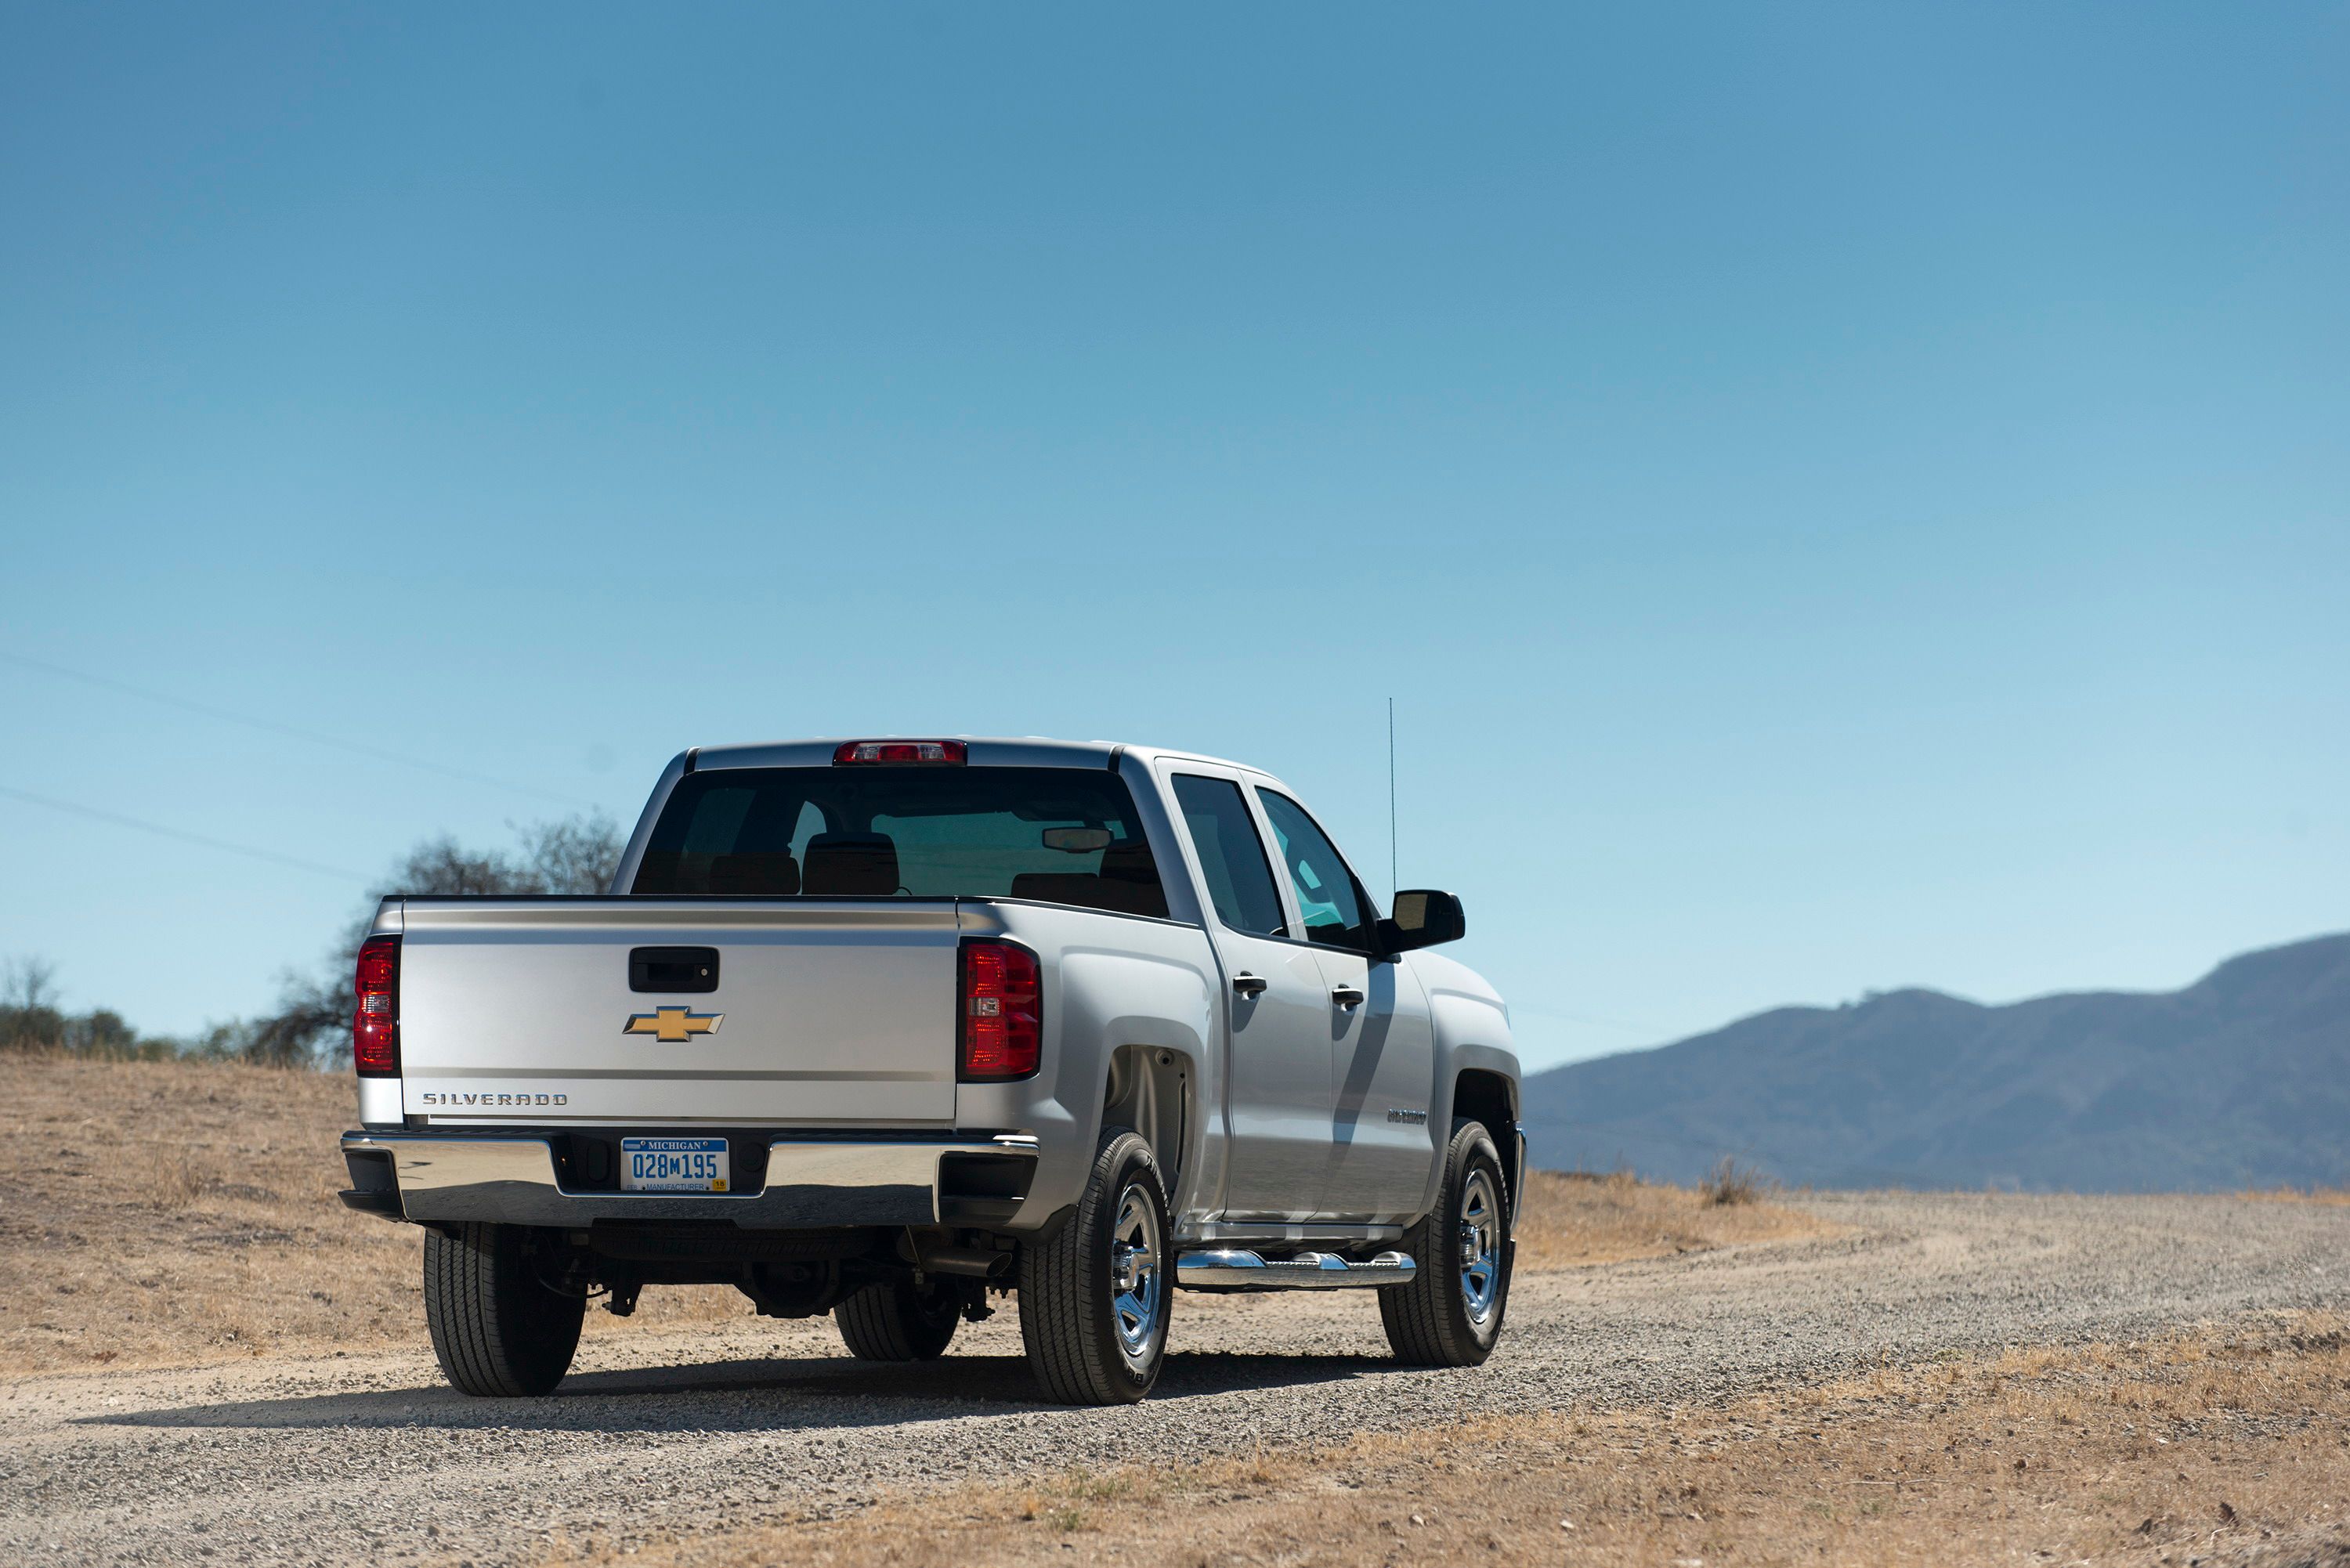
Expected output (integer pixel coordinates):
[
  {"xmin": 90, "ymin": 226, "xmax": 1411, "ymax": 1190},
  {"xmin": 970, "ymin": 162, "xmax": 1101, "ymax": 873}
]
[
  {"xmin": 1254, "ymin": 787, "xmax": 1437, "ymax": 1221},
  {"xmin": 1165, "ymin": 769, "xmax": 1336, "ymax": 1222},
  {"xmin": 396, "ymin": 901, "xmax": 960, "ymax": 1124}
]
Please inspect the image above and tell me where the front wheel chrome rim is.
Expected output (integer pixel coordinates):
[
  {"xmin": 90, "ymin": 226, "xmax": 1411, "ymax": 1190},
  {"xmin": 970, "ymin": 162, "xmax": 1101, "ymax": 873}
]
[
  {"xmin": 1458, "ymin": 1167, "xmax": 1502, "ymax": 1326},
  {"xmin": 1108, "ymin": 1182, "xmax": 1163, "ymax": 1368}
]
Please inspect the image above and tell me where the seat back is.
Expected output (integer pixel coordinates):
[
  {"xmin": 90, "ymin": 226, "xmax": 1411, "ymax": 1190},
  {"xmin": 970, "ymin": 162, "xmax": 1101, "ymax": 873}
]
[
  {"xmin": 705, "ymin": 851, "xmax": 800, "ymax": 895},
  {"xmin": 1007, "ymin": 840, "xmax": 1168, "ymax": 918},
  {"xmin": 800, "ymin": 833, "xmax": 901, "ymax": 896}
]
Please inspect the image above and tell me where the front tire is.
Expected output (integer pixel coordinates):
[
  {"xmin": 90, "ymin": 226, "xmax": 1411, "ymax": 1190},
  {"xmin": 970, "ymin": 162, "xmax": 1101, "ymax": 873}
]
[
  {"xmin": 1380, "ymin": 1118, "xmax": 1512, "ymax": 1367},
  {"xmin": 422, "ymin": 1223, "xmax": 585, "ymax": 1397},
  {"xmin": 836, "ymin": 1278, "xmax": 960, "ymax": 1361},
  {"xmin": 1018, "ymin": 1126, "xmax": 1171, "ymax": 1404}
]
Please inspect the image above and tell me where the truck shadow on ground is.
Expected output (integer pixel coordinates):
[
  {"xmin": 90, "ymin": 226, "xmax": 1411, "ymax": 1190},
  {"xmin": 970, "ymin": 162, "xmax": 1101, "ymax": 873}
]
[{"xmin": 81, "ymin": 1351, "xmax": 1414, "ymax": 1434}]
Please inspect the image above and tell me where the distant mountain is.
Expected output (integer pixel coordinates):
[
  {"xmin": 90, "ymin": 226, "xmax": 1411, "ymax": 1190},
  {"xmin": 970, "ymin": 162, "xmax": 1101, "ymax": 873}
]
[{"xmin": 1520, "ymin": 932, "xmax": 2350, "ymax": 1192}]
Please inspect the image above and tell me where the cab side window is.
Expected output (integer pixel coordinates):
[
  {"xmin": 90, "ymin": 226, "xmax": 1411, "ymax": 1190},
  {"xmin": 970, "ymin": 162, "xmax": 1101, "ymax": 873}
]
[
  {"xmin": 1171, "ymin": 775, "xmax": 1287, "ymax": 937},
  {"xmin": 1256, "ymin": 789, "xmax": 1371, "ymax": 951}
]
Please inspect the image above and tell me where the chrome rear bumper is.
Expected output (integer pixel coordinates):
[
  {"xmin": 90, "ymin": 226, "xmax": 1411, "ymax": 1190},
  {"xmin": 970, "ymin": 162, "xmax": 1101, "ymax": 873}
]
[{"xmin": 339, "ymin": 1131, "xmax": 1036, "ymax": 1228}]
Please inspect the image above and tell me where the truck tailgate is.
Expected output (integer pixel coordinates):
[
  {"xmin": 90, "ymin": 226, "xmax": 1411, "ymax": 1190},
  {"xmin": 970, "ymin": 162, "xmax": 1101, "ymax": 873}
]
[{"xmin": 394, "ymin": 900, "xmax": 960, "ymax": 1124}]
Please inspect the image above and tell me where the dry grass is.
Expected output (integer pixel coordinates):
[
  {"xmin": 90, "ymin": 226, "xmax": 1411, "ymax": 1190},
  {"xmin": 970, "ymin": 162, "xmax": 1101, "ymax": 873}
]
[
  {"xmin": 0, "ymin": 1054, "xmax": 1817, "ymax": 1375},
  {"xmin": 0, "ymin": 1053, "xmax": 743, "ymax": 1375},
  {"xmin": 548, "ymin": 1313, "xmax": 2350, "ymax": 1568},
  {"xmin": 1513, "ymin": 1165, "xmax": 1824, "ymax": 1270},
  {"xmin": 2239, "ymin": 1187, "xmax": 2350, "ymax": 1207}
]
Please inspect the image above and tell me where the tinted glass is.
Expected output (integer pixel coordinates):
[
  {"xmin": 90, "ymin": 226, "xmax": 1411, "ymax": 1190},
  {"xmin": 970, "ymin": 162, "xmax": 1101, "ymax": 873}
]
[
  {"xmin": 633, "ymin": 767, "xmax": 1168, "ymax": 918},
  {"xmin": 1170, "ymin": 775, "xmax": 1286, "ymax": 937},
  {"xmin": 1257, "ymin": 789, "xmax": 1371, "ymax": 950}
]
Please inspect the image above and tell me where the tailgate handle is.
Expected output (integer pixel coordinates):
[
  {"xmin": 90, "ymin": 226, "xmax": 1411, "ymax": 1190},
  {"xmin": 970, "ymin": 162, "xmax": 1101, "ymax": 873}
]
[{"xmin": 630, "ymin": 947, "xmax": 719, "ymax": 993}]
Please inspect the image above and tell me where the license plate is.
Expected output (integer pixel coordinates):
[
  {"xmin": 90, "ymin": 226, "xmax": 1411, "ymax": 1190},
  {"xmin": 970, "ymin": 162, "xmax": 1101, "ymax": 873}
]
[{"xmin": 620, "ymin": 1136, "xmax": 730, "ymax": 1193}]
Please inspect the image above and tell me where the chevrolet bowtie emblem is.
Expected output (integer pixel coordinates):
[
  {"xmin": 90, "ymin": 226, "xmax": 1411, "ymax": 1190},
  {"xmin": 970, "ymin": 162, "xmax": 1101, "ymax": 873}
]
[{"xmin": 623, "ymin": 1006, "xmax": 724, "ymax": 1043}]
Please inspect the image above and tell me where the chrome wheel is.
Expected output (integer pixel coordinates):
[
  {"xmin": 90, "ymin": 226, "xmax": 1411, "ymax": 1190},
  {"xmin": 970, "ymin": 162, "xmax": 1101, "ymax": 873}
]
[
  {"xmin": 1108, "ymin": 1180, "xmax": 1164, "ymax": 1369},
  {"xmin": 1458, "ymin": 1167, "xmax": 1502, "ymax": 1326}
]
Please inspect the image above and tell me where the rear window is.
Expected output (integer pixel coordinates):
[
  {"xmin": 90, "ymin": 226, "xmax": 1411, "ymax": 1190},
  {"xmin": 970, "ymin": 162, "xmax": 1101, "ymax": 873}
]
[{"xmin": 631, "ymin": 766, "xmax": 1170, "ymax": 919}]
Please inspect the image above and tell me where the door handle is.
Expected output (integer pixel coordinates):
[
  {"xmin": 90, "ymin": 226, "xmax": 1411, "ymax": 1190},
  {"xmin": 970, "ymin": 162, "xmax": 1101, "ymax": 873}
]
[
  {"xmin": 1232, "ymin": 972, "xmax": 1268, "ymax": 999},
  {"xmin": 1331, "ymin": 985, "xmax": 1365, "ymax": 1009}
]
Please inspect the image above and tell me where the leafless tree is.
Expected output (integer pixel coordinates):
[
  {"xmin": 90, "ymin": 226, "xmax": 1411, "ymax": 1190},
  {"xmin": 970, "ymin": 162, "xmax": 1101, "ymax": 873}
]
[
  {"xmin": 3, "ymin": 955, "xmax": 60, "ymax": 1013},
  {"xmin": 248, "ymin": 813, "xmax": 625, "ymax": 1068}
]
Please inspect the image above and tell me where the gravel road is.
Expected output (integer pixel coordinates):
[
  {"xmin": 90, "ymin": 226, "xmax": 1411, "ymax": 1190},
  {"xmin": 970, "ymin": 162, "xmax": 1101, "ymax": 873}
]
[{"xmin": 5, "ymin": 1193, "xmax": 2345, "ymax": 1565}]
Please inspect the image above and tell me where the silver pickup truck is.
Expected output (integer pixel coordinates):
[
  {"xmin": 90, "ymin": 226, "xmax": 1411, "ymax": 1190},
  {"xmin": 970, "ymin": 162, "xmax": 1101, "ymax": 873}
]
[{"xmin": 339, "ymin": 737, "xmax": 1520, "ymax": 1404}]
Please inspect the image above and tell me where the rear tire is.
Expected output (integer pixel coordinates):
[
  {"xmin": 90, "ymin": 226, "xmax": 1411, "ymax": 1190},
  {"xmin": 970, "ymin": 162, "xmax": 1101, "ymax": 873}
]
[
  {"xmin": 1380, "ymin": 1118, "xmax": 1512, "ymax": 1367},
  {"xmin": 1018, "ymin": 1126, "xmax": 1171, "ymax": 1404},
  {"xmin": 422, "ymin": 1223, "xmax": 584, "ymax": 1398},
  {"xmin": 836, "ymin": 1278, "xmax": 960, "ymax": 1361}
]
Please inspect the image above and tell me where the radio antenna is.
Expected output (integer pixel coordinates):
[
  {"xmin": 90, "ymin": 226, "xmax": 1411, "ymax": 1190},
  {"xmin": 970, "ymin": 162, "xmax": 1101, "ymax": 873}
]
[{"xmin": 1387, "ymin": 696, "xmax": 1398, "ymax": 899}]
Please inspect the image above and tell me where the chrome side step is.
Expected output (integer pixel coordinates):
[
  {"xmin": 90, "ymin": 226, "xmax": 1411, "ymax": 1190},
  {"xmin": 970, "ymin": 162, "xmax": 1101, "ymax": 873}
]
[{"xmin": 1175, "ymin": 1248, "xmax": 1417, "ymax": 1290}]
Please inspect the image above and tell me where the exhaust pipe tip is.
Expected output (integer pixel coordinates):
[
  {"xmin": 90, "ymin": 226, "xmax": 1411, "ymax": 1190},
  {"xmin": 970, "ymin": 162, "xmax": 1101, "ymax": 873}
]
[{"xmin": 913, "ymin": 1242, "xmax": 1014, "ymax": 1280}]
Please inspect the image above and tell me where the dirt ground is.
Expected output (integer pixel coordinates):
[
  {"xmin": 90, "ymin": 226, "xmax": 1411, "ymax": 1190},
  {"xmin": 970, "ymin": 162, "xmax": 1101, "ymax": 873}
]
[
  {"xmin": 8, "ymin": 1054, "xmax": 2348, "ymax": 1568},
  {"xmin": 0, "ymin": 1053, "xmax": 1815, "ymax": 1375},
  {"xmin": 562, "ymin": 1313, "xmax": 2350, "ymax": 1568},
  {"xmin": 0, "ymin": 1053, "xmax": 751, "ymax": 1374}
]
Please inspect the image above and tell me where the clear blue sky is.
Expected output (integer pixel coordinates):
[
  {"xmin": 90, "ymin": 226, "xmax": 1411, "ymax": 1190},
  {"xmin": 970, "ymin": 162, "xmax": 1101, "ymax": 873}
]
[{"xmin": 2, "ymin": 5, "xmax": 2343, "ymax": 1071}]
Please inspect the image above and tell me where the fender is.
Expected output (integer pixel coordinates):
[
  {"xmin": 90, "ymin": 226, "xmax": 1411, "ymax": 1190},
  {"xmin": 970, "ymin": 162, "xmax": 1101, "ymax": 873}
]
[{"xmin": 1407, "ymin": 949, "xmax": 1520, "ymax": 1223}]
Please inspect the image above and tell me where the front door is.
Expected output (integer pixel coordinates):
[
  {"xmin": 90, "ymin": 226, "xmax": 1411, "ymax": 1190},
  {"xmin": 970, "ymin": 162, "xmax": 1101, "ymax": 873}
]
[
  {"xmin": 1255, "ymin": 788, "xmax": 1437, "ymax": 1222},
  {"xmin": 1166, "ymin": 770, "xmax": 1336, "ymax": 1223}
]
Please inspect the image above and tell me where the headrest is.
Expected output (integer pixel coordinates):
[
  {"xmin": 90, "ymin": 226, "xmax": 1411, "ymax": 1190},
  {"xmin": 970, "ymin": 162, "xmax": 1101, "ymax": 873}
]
[{"xmin": 801, "ymin": 832, "xmax": 900, "ymax": 897}]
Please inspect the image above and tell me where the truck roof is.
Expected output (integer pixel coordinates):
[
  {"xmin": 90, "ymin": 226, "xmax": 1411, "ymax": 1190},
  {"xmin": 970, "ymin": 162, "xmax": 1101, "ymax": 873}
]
[{"xmin": 685, "ymin": 737, "xmax": 1276, "ymax": 779}]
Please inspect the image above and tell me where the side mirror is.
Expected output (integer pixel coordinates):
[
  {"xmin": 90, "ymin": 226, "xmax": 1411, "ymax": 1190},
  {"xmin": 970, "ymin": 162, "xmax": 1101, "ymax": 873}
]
[{"xmin": 1378, "ymin": 889, "xmax": 1466, "ymax": 954}]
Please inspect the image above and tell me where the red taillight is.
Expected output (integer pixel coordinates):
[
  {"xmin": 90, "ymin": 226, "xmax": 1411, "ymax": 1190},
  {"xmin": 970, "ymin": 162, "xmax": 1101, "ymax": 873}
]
[
  {"xmin": 959, "ymin": 938, "xmax": 1040, "ymax": 1081},
  {"xmin": 833, "ymin": 739, "xmax": 967, "ymax": 765},
  {"xmin": 354, "ymin": 935, "xmax": 400, "ymax": 1077}
]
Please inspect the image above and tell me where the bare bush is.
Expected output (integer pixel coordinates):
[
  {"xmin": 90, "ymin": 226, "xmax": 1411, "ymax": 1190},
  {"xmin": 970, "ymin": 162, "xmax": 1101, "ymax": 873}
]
[{"xmin": 1700, "ymin": 1156, "xmax": 1771, "ymax": 1206}]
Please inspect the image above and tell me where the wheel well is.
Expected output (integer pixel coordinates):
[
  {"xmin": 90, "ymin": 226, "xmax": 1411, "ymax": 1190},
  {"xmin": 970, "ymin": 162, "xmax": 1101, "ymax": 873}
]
[
  {"xmin": 1452, "ymin": 1068, "xmax": 1515, "ymax": 1141},
  {"xmin": 1452, "ymin": 1068, "xmax": 1517, "ymax": 1209},
  {"xmin": 1104, "ymin": 1046, "xmax": 1191, "ymax": 1192}
]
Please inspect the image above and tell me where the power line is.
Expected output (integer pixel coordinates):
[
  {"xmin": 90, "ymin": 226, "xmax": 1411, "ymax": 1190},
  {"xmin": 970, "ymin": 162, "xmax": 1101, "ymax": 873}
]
[
  {"xmin": 1, "ymin": 649, "xmax": 594, "ymax": 808},
  {"xmin": 0, "ymin": 784, "xmax": 371, "ymax": 883}
]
